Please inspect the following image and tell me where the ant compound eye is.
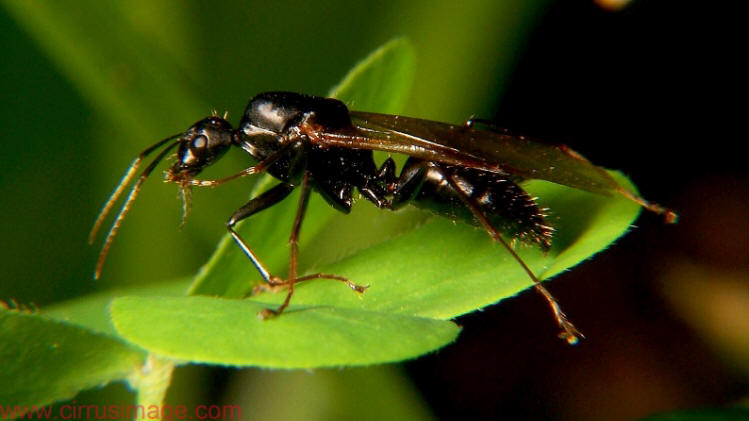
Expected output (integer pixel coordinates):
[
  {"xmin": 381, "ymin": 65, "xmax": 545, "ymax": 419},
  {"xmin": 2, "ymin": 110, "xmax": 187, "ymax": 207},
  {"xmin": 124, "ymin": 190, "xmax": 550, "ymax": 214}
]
[{"xmin": 192, "ymin": 135, "xmax": 207, "ymax": 149}]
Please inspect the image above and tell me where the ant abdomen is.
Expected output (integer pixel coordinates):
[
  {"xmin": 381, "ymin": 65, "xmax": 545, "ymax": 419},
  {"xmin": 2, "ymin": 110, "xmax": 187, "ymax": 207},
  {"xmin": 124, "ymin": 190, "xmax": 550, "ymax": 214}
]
[{"xmin": 392, "ymin": 158, "xmax": 553, "ymax": 250}]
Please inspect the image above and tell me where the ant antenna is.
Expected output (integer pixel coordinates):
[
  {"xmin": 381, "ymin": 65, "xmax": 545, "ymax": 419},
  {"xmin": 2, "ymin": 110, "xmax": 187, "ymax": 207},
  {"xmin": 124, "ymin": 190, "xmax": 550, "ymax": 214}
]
[{"xmin": 89, "ymin": 134, "xmax": 181, "ymax": 279}]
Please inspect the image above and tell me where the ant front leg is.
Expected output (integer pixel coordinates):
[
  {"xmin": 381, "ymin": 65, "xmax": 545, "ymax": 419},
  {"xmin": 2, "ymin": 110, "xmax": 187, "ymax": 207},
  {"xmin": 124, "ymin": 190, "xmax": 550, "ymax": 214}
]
[
  {"xmin": 237, "ymin": 173, "xmax": 368, "ymax": 319},
  {"xmin": 186, "ymin": 146, "xmax": 292, "ymax": 188},
  {"xmin": 226, "ymin": 182, "xmax": 297, "ymax": 285}
]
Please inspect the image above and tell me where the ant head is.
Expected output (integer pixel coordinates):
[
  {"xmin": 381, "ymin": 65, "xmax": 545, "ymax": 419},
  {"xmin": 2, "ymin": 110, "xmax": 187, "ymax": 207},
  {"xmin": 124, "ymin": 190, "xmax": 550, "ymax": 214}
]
[
  {"xmin": 167, "ymin": 116, "xmax": 234, "ymax": 183},
  {"xmin": 90, "ymin": 115, "xmax": 236, "ymax": 279}
]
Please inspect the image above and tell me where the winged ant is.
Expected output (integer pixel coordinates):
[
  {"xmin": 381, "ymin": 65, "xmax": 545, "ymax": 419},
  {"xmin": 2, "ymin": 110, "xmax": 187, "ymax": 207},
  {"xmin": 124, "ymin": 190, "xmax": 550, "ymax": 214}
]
[{"xmin": 90, "ymin": 92, "xmax": 677, "ymax": 344}]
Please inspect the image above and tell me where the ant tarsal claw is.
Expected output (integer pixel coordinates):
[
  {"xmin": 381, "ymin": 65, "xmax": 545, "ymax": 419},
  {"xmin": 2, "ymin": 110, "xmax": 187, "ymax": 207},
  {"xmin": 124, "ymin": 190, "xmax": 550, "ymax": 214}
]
[
  {"xmin": 267, "ymin": 275, "xmax": 286, "ymax": 285},
  {"xmin": 557, "ymin": 319, "xmax": 585, "ymax": 345},
  {"xmin": 257, "ymin": 308, "xmax": 278, "ymax": 320},
  {"xmin": 251, "ymin": 283, "xmax": 283, "ymax": 295},
  {"xmin": 350, "ymin": 283, "xmax": 369, "ymax": 294}
]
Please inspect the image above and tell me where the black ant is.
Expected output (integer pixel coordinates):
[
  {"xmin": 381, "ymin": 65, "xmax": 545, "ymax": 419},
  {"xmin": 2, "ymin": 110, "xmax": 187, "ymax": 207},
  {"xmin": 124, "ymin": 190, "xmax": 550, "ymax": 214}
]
[{"xmin": 90, "ymin": 92, "xmax": 676, "ymax": 344}]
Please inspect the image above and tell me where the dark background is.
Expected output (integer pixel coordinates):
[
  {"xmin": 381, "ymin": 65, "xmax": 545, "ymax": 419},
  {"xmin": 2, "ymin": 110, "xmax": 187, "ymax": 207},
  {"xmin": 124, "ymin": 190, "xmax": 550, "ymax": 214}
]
[
  {"xmin": 1, "ymin": 1, "xmax": 745, "ymax": 420},
  {"xmin": 408, "ymin": 1, "xmax": 748, "ymax": 420}
]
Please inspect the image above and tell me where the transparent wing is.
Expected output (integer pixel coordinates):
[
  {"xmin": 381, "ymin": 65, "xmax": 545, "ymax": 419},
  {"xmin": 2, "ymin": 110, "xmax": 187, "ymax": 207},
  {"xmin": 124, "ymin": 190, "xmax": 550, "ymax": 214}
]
[{"xmin": 310, "ymin": 111, "xmax": 617, "ymax": 195}]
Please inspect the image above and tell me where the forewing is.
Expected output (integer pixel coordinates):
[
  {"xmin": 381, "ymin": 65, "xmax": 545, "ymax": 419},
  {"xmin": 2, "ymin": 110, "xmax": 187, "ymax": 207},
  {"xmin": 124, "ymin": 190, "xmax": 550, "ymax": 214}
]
[{"xmin": 334, "ymin": 111, "xmax": 622, "ymax": 195}]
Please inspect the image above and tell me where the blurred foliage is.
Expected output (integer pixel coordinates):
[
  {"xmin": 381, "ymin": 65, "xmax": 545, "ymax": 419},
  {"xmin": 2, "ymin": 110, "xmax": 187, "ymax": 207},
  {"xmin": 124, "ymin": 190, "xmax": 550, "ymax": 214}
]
[
  {"xmin": 0, "ymin": 307, "xmax": 144, "ymax": 408},
  {"xmin": 661, "ymin": 262, "xmax": 749, "ymax": 377},
  {"xmin": 3, "ymin": 32, "xmax": 644, "ymax": 411},
  {"xmin": 9, "ymin": 2, "xmax": 742, "ymax": 421},
  {"xmin": 0, "ymin": 0, "xmax": 549, "ymax": 303},
  {"xmin": 0, "ymin": 0, "xmax": 551, "ymax": 414}
]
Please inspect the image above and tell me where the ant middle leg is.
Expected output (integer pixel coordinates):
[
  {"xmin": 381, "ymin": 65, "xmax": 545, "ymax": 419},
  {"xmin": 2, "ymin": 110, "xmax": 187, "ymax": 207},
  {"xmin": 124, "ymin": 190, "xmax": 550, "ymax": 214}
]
[
  {"xmin": 252, "ymin": 273, "xmax": 368, "ymax": 295},
  {"xmin": 359, "ymin": 157, "xmax": 397, "ymax": 209},
  {"xmin": 257, "ymin": 172, "xmax": 314, "ymax": 318}
]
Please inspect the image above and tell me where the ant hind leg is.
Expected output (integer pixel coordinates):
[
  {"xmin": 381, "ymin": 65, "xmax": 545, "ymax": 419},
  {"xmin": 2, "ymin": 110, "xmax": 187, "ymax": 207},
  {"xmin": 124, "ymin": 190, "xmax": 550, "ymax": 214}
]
[{"xmin": 442, "ymin": 169, "xmax": 584, "ymax": 345}]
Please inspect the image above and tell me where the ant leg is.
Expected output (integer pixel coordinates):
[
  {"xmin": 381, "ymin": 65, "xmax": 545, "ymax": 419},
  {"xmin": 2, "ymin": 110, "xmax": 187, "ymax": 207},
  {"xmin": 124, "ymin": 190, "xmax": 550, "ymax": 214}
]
[
  {"xmin": 226, "ymin": 183, "xmax": 296, "ymax": 285},
  {"xmin": 253, "ymin": 273, "xmax": 368, "ymax": 295},
  {"xmin": 389, "ymin": 158, "xmax": 428, "ymax": 210},
  {"xmin": 376, "ymin": 157, "xmax": 397, "ymax": 182},
  {"xmin": 256, "ymin": 173, "xmax": 369, "ymax": 318},
  {"xmin": 443, "ymin": 170, "xmax": 584, "ymax": 345},
  {"xmin": 185, "ymin": 145, "xmax": 292, "ymax": 187},
  {"xmin": 360, "ymin": 187, "xmax": 391, "ymax": 209},
  {"xmin": 255, "ymin": 172, "xmax": 312, "ymax": 318},
  {"xmin": 295, "ymin": 274, "xmax": 368, "ymax": 293},
  {"xmin": 359, "ymin": 158, "xmax": 397, "ymax": 209},
  {"xmin": 613, "ymin": 186, "xmax": 679, "ymax": 223}
]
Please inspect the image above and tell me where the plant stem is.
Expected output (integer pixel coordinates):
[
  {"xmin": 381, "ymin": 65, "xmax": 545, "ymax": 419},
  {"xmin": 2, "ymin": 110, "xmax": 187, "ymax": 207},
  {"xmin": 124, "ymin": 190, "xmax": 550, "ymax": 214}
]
[{"xmin": 130, "ymin": 354, "xmax": 175, "ymax": 421}]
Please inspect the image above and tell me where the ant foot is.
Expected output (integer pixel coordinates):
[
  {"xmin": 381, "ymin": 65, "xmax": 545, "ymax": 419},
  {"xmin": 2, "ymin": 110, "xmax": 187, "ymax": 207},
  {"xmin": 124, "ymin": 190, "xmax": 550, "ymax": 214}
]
[
  {"xmin": 257, "ymin": 307, "xmax": 279, "ymax": 320},
  {"xmin": 350, "ymin": 283, "xmax": 369, "ymax": 294},
  {"xmin": 251, "ymin": 275, "xmax": 290, "ymax": 296},
  {"xmin": 557, "ymin": 318, "xmax": 585, "ymax": 345},
  {"xmin": 252, "ymin": 282, "xmax": 288, "ymax": 296}
]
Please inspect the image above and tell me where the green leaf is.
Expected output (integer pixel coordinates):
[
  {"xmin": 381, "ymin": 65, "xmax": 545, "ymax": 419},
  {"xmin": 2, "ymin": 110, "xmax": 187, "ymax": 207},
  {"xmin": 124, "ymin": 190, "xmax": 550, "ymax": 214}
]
[
  {"xmin": 111, "ymin": 296, "xmax": 460, "ymax": 368},
  {"xmin": 230, "ymin": 366, "xmax": 434, "ymax": 421},
  {"xmin": 243, "ymin": 172, "xmax": 641, "ymax": 319},
  {"xmin": 330, "ymin": 37, "xmax": 415, "ymax": 113},
  {"xmin": 188, "ymin": 169, "xmax": 639, "ymax": 321},
  {"xmin": 0, "ymin": 308, "xmax": 144, "ymax": 408},
  {"xmin": 43, "ymin": 279, "xmax": 191, "ymax": 336},
  {"xmin": 0, "ymin": 281, "xmax": 188, "ymax": 408},
  {"xmin": 112, "ymin": 39, "xmax": 643, "ymax": 368}
]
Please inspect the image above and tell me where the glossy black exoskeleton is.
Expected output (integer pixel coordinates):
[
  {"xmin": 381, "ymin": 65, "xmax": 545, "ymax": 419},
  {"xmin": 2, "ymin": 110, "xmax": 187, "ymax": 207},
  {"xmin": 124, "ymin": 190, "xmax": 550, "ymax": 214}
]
[{"xmin": 91, "ymin": 92, "xmax": 677, "ymax": 344}]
